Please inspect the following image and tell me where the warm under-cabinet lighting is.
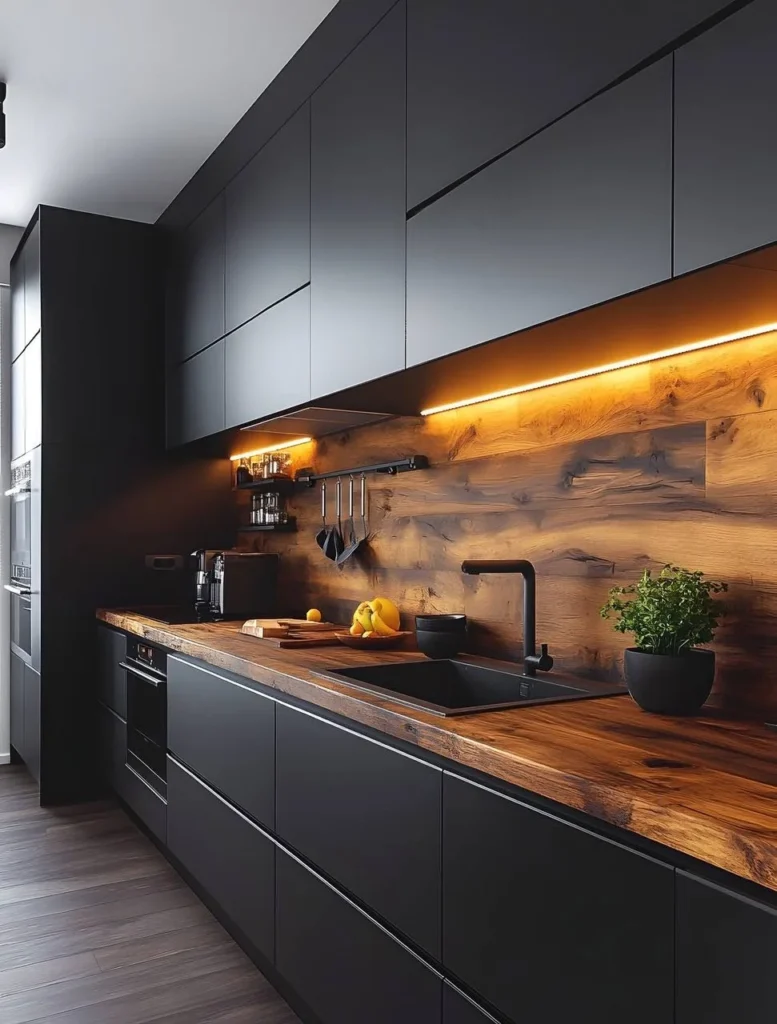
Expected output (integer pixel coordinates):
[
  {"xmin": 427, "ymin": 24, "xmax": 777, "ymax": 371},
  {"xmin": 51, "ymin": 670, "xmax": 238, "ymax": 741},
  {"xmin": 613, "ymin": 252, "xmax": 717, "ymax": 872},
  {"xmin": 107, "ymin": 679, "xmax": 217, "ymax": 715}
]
[
  {"xmin": 229, "ymin": 437, "xmax": 313, "ymax": 462},
  {"xmin": 419, "ymin": 322, "xmax": 777, "ymax": 416}
]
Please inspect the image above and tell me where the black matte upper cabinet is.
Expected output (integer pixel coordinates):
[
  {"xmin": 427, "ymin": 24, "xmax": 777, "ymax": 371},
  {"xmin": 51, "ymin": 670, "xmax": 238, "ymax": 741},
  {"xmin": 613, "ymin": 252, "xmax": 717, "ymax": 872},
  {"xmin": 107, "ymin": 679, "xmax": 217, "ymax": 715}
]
[
  {"xmin": 224, "ymin": 287, "xmax": 310, "ymax": 429},
  {"xmin": 167, "ymin": 195, "xmax": 225, "ymax": 364},
  {"xmin": 23, "ymin": 221, "xmax": 41, "ymax": 346},
  {"xmin": 167, "ymin": 757, "xmax": 275, "ymax": 963},
  {"xmin": 275, "ymin": 704, "xmax": 441, "ymax": 958},
  {"xmin": 676, "ymin": 870, "xmax": 777, "ymax": 1023},
  {"xmin": 310, "ymin": 1, "xmax": 406, "ymax": 399},
  {"xmin": 167, "ymin": 656, "xmax": 275, "ymax": 829},
  {"xmin": 443, "ymin": 983, "xmax": 498, "ymax": 1024},
  {"xmin": 674, "ymin": 0, "xmax": 777, "ymax": 274},
  {"xmin": 406, "ymin": 58, "xmax": 672, "ymax": 367},
  {"xmin": 276, "ymin": 847, "xmax": 442, "ymax": 1024},
  {"xmin": 167, "ymin": 340, "xmax": 225, "ymax": 447},
  {"xmin": 225, "ymin": 104, "xmax": 310, "ymax": 333},
  {"xmin": 443, "ymin": 772, "xmax": 674, "ymax": 1024},
  {"xmin": 10, "ymin": 252, "xmax": 25, "ymax": 361},
  {"xmin": 406, "ymin": 0, "xmax": 731, "ymax": 211}
]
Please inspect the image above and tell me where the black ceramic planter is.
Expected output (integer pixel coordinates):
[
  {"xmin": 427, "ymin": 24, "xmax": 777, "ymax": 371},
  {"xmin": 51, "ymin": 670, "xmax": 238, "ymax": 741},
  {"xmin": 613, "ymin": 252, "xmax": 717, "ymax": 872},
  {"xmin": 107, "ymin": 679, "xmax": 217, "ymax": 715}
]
[{"xmin": 623, "ymin": 648, "xmax": 715, "ymax": 715}]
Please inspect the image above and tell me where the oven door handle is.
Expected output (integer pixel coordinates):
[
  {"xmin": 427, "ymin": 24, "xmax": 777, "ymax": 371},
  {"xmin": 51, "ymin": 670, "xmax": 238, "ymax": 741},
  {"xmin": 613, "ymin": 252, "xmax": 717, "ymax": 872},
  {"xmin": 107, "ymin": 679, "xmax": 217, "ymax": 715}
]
[
  {"xmin": 119, "ymin": 661, "xmax": 163, "ymax": 688},
  {"xmin": 4, "ymin": 584, "xmax": 32, "ymax": 597}
]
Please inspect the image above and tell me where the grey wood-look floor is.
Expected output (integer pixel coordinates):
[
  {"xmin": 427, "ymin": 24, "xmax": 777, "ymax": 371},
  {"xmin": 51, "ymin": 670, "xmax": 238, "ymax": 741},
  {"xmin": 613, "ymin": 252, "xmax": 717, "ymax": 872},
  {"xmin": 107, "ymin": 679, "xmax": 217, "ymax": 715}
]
[{"xmin": 0, "ymin": 765, "xmax": 301, "ymax": 1023}]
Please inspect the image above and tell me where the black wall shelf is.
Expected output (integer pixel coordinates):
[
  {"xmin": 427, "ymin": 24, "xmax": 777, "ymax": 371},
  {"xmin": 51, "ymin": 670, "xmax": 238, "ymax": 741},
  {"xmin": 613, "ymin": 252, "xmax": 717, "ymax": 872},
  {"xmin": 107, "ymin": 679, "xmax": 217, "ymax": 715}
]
[
  {"xmin": 295, "ymin": 455, "xmax": 429, "ymax": 487},
  {"xmin": 235, "ymin": 476, "xmax": 296, "ymax": 496}
]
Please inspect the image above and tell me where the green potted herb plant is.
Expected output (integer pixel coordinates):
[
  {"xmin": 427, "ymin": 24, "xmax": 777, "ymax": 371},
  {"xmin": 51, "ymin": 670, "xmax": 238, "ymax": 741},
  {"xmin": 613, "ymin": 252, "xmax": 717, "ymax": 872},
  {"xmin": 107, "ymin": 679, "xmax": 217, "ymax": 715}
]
[{"xmin": 600, "ymin": 565, "xmax": 727, "ymax": 715}]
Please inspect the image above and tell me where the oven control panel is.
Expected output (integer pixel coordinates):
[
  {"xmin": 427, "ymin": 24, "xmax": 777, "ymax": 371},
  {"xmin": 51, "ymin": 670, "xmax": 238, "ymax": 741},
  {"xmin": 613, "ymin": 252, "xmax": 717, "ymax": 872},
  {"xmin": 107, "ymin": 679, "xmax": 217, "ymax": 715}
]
[{"xmin": 129, "ymin": 638, "xmax": 167, "ymax": 677}]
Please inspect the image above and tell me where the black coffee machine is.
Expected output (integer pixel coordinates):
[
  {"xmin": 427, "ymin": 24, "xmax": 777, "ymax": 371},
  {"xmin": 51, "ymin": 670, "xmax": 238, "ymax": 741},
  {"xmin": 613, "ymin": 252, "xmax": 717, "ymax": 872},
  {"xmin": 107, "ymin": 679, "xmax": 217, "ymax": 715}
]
[{"xmin": 192, "ymin": 550, "xmax": 279, "ymax": 620}]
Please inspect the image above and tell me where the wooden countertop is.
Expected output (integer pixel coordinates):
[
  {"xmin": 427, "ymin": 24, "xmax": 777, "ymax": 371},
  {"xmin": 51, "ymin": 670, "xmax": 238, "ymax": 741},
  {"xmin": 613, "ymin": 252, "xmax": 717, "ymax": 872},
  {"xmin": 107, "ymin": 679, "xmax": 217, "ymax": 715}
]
[{"xmin": 98, "ymin": 609, "xmax": 777, "ymax": 893}]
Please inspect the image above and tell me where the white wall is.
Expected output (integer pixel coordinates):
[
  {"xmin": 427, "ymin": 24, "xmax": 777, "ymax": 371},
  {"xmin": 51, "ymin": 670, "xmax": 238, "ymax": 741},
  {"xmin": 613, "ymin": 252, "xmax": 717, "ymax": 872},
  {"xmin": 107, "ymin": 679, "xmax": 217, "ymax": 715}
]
[{"xmin": 0, "ymin": 224, "xmax": 23, "ymax": 287}]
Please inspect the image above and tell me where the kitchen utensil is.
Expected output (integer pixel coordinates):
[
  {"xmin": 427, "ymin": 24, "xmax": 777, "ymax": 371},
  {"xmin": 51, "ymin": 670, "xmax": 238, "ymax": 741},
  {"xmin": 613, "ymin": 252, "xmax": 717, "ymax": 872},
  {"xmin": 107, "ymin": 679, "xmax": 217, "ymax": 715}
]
[
  {"xmin": 241, "ymin": 617, "xmax": 339, "ymax": 639},
  {"xmin": 315, "ymin": 481, "xmax": 330, "ymax": 551},
  {"xmin": 335, "ymin": 631, "xmax": 411, "ymax": 650},
  {"xmin": 416, "ymin": 629, "xmax": 466, "ymax": 659},
  {"xmin": 415, "ymin": 614, "xmax": 468, "ymax": 633},
  {"xmin": 336, "ymin": 476, "xmax": 361, "ymax": 566},
  {"xmin": 322, "ymin": 478, "xmax": 345, "ymax": 562}
]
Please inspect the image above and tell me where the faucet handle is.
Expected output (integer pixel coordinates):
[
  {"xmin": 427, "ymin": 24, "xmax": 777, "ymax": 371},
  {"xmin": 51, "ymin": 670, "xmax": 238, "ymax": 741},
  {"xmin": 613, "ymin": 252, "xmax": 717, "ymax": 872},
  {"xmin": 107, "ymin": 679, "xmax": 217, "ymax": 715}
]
[{"xmin": 526, "ymin": 643, "xmax": 554, "ymax": 674}]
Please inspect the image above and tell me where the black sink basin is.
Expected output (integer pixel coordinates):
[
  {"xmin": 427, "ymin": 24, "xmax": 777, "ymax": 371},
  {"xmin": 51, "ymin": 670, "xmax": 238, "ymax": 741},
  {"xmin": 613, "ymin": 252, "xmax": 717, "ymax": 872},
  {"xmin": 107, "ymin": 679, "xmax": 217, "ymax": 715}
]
[{"xmin": 319, "ymin": 659, "xmax": 623, "ymax": 716}]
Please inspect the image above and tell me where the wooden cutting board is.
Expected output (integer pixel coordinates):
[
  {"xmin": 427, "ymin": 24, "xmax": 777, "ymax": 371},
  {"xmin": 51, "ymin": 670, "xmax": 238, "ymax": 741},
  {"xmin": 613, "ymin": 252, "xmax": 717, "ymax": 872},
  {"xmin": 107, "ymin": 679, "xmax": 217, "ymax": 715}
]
[{"xmin": 241, "ymin": 618, "xmax": 346, "ymax": 647}]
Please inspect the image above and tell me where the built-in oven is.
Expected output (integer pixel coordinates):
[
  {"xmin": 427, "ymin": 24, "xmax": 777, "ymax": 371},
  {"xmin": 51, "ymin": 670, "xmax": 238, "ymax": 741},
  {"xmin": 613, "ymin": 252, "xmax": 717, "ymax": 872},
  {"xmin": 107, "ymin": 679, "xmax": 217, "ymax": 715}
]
[
  {"xmin": 121, "ymin": 639, "xmax": 167, "ymax": 798},
  {"xmin": 5, "ymin": 458, "xmax": 33, "ymax": 661}
]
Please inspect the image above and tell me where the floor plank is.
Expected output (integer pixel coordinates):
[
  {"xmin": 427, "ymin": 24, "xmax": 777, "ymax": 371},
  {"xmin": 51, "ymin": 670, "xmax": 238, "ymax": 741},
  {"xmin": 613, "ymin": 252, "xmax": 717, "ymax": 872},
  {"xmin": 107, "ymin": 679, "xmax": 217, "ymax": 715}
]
[{"xmin": 0, "ymin": 766, "xmax": 300, "ymax": 1023}]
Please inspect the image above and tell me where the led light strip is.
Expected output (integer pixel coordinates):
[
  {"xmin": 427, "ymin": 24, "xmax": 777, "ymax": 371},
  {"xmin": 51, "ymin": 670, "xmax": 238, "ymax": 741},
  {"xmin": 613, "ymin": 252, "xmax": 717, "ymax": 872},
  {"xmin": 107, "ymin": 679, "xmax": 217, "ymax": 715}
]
[
  {"xmin": 420, "ymin": 322, "xmax": 777, "ymax": 417},
  {"xmin": 229, "ymin": 437, "xmax": 312, "ymax": 462}
]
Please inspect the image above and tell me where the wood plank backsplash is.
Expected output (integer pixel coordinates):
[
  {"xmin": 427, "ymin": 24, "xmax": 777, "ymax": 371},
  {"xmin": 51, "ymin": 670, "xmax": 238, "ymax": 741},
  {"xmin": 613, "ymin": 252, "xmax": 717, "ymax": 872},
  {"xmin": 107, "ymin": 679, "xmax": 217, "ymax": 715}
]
[{"xmin": 240, "ymin": 328, "xmax": 777, "ymax": 718}]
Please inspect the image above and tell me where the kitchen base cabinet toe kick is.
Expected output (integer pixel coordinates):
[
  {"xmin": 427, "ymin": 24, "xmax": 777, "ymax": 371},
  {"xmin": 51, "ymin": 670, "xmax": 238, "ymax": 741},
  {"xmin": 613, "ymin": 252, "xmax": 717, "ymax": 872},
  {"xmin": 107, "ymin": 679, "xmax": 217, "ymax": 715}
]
[{"xmin": 97, "ymin": 639, "xmax": 777, "ymax": 1024}]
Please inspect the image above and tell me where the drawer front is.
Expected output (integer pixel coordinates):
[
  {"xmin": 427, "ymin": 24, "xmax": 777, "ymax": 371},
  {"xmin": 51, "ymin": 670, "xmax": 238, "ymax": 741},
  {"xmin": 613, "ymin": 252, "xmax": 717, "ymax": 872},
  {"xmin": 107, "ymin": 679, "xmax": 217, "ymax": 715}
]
[
  {"xmin": 99, "ymin": 703, "xmax": 127, "ymax": 795},
  {"xmin": 276, "ymin": 846, "xmax": 442, "ymax": 1024},
  {"xmin": 443, "ymin": 772, "xmax": 674, "ymax": 1024},
  {"xmin": 96, "ymin": 626, "xmax": 127, "ymax": 718},
  {"xmin": 168, "ymin": 656, "xmax": 275, "ymax": 828},
  {"xmin": 276, "ymin": 703, "xmax": 441, "ymax": 957},
  {"xmin": 121, "ymin": 763, "xmax": 167, "ymax": 844},
  {"xmin": 167, "ymin": 757, "xmax": 274, "ymax": 962}
]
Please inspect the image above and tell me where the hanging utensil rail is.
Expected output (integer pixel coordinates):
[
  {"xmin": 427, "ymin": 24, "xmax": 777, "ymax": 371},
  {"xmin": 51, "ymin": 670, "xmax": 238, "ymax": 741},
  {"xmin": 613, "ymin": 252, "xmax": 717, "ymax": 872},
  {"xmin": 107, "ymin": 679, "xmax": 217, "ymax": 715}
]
[{"xmin": 295, "ymin": 455, "xmax": 428, "ymax": 487}]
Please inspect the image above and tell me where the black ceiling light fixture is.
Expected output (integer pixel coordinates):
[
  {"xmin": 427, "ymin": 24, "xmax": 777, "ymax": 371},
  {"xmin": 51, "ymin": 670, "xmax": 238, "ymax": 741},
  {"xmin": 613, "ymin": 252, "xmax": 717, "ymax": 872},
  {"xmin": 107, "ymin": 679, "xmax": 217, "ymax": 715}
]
[{"xmin": 0, "ymin": 82, "xmax": 5, "ymax": 148}]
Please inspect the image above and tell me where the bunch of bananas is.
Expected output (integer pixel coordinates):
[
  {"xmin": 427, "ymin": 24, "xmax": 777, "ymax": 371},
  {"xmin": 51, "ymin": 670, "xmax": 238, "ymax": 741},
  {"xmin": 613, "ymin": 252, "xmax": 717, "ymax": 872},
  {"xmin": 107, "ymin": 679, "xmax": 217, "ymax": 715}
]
[{"xmin": 349, "ymin": 597, "xmax": 401, "ymax": 637}]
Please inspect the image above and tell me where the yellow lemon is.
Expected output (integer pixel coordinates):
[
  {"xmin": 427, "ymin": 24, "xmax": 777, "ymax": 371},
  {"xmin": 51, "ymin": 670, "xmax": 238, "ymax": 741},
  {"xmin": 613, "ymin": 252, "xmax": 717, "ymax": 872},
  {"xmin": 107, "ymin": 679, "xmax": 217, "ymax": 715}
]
[
  {"xmin": 371, "ymin": 613, "xmax": 398, "ymax": 637},
  {"xmin": 306, "ymin": 608, "xmax": 323, "ymax": 622},
  {"xmin": 369, "ymin": 597, "xmax": 400, "ymax": 631},
  {"xmin": 349, "ymin": 621, "xmax": 365, "ymax": 636}
]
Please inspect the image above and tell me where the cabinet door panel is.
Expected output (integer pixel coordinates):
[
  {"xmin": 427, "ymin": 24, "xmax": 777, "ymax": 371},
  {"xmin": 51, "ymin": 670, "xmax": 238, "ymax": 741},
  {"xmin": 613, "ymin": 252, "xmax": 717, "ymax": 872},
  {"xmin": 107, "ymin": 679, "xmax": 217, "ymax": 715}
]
[
  {"xmin": 24, "ymin": 333, "xmax": 41, "ymax": 452},
  {"xmin": 276, "ymin": 846, "xmax": 442, "ymax": 1024},
  {"xmin": 167, "ymin": 340, "xmax": 225, "ymax": 446},
  {"xmin": 167, "ymin": 757, "xmax": 274, "ymax": 962},
  {"xmin": 168, "ymin": 656, "xmax": 275, "ymax": 829},
  {"xmin": 11, "ymin": 349, "xmax": 25, "ymax": 460},
  {"xmin": 225, "ymin": 286, "xmax": 310, "ymax": 429},
  {"xmin": 407, "ymin": 58, "xmax": 672, "ymax": 367},
  {"xmin": 676, "ymin": 871, "xmax": 777, "ymax": 1023},
  {"xmin": 23, "ymin": 664, "xmax": 40, "ymax": 784},
  {"xmin": 10, "ymin": 256, "xmax": 25, "ymax": 361},
  {"xmin": 443, "ymin": 983, "xmax": 498, "ymax": 1024},
  {"xmin": 96, "ymin": 627, "xmax": 127, "ymax": 719},
  {"xmin": 10, "ymin": 651, "xmax": 24, "ymax": 757},
  {"xmin": 168, "ymin": 195, "xmax": 226, "ymax": 363},
  {"xmin": 674, "ymin": 0, "xmax": 777, "ymax": 273},
  {"xmin": 443, "ymin": 772, "xmax": 674, "ymax": 1024},
  {"xmin": 98, "ymin": 703, "xmax": 127, "ymax": 796},
  {"xmin": 121, "ymin": 763, "xmax": 166, "ymax": 843},
  {"xmin": 407, "ymin": 0, "xmax": 731, "ymax": 210},
  {"xmin": 23, "ymin": 221, "xmax": 41, "ymax": 345},
  {"xmin": 276, "ymin": 704, "xmax": 441, "ymax": 957},
  {"xmin": 226, "ymin": 104, "xmax": 310, "ymax": 332},
  {"xmin": 310, "ymin": 1, "xmax": 405, "ymax": 398}
]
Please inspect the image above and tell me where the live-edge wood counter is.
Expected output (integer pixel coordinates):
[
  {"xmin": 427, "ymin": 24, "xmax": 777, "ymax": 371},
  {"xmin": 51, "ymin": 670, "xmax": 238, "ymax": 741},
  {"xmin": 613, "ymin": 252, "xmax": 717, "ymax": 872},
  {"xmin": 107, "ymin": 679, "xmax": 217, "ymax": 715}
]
[{"xmin": 99, "ymin": 610, "xmax": 777, "ymax": 895}]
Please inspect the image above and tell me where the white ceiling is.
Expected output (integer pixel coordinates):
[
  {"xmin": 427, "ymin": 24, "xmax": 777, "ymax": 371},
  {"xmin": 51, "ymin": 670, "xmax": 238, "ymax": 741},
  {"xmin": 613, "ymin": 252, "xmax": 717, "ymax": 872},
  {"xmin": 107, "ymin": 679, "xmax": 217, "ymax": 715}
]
[{"xmin": 0, "ymin": 0, "xmax": 337, "ymax": 227}]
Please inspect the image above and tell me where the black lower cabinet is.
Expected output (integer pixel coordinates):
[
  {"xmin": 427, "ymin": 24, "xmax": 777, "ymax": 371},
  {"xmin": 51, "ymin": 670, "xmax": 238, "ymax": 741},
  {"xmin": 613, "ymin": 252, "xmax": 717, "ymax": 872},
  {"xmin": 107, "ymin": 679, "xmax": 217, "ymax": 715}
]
[
  {"xmin": 23, "ymin": 664, "xmax": 41, "ymax": 784},
  {"xmin": 166, "ymin": 757, "xmax": 274, "ymax": 963},
  {"xmin": 443, "ymin": 982, "xmax": 498, "ymax": 1024},
  {"xmin": 10, "ymin": 651, "xmax": 24, "ymax": 756},
  {"xmin": 167, "ymin": 656, "xmax": 275, "ymax": 829},
  {"xmin": 275, "ymin": 704, "xmax": 441, "ymax": 957},
  {"xmin": 122, "ymin": 763, "xmax": 166, "ymax": 844},
  {"xmin": 98, "ymin": 702, "xmax": 128, "ymax": 799},
  {"xmin": 96, "ymin": 626, "xmax": 127, "ymax": 718},
  {"xmin": 676, "ymin": 870, "xmax": 777, "ymax": 1023},
  {"xmin": 276, "ymin": 846, "xmax": 442, "ymax": 1024},
  {"xmin": 442, "ymin": 772, "xmax": 674, "ymax": 1024}
]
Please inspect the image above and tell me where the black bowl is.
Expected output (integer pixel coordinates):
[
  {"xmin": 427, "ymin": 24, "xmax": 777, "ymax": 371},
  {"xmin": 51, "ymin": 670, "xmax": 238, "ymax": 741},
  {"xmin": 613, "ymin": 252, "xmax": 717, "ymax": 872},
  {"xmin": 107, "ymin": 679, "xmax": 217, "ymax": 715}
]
[
  {"xmin": 415, "ymin": 628, "xmax": 466, "ymax": 659},
  {"xmin": 414, "ymin": 614, "xmax": 467, "ymax": 633}
]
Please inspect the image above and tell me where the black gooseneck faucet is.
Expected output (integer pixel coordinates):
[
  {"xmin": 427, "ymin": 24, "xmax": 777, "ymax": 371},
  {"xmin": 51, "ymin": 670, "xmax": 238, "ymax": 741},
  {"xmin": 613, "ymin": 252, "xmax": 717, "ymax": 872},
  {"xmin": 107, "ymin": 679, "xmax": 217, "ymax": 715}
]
[{"xmin": 460, "ymin": 559, "xmax": 554, "ymax": 677}]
